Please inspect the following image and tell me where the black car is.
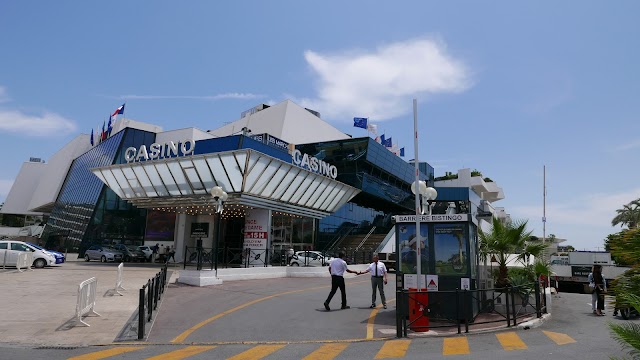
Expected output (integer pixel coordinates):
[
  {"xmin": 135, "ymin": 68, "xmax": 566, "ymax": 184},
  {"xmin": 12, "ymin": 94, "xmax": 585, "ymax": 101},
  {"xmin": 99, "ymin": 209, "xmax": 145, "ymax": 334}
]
[{"xmin": 113, "ymin": 244, "xmax": 147, "ymax": 262}]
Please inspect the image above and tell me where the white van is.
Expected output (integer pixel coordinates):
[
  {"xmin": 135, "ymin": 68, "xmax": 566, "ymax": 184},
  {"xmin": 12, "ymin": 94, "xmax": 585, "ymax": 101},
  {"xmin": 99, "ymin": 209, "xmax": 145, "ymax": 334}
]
[{"xmin": 0, "ymin": 240, "xmax": 56, "ymax": 268}]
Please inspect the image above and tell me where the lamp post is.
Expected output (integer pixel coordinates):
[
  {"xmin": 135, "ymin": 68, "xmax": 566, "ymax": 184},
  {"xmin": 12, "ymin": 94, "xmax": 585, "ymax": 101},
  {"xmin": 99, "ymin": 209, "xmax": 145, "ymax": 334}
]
[
  {"xmin": 411, "ymin": 179, "xmax": 437, "ymax": 291},
  {"xmin": 210, "ymin": 186, "xmax": 228, "ymax": 276}
]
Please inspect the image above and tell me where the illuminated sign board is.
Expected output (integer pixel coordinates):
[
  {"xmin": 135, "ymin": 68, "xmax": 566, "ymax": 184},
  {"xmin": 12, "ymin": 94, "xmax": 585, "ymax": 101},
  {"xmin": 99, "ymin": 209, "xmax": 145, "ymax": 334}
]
[{"xmin": 291, "ymin": 149, "xmax": 337, "ymax": 179}]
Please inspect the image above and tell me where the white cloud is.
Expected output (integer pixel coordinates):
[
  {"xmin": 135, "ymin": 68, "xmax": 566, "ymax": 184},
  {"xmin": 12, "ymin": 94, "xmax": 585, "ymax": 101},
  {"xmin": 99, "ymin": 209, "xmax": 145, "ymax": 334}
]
[
  {"xmin": 612, "ymin": 139, "xmax": 640, "ymax": 152},
  {"xmin": 296, "ymin": 37, "xmax": 472, "ymax": 121},
  {"xmin": 0, "ymin": 110, "xmax": 77, "ymax": 136},
  {"xmin": 120, "ymin": 93, "xmax": 265, "ymax": 100}
]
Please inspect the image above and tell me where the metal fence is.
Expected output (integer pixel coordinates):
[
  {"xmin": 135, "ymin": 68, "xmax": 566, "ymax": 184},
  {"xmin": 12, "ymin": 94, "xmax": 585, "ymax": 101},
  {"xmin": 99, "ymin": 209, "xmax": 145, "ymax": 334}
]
[
  {"xmin": 395, "ymin": 280, "xmax": 547, "ymax": 337},
  {"xmin": 137, "ymin": 264, "xmax": 168, "ymax": 340}
]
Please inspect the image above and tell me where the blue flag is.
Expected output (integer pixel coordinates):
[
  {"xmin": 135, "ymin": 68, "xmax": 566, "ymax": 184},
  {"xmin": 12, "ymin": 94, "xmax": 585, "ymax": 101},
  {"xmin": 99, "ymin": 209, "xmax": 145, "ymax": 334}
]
[
  {"xmin": 384, "ymin": 137, "xmax": 392, "ymax": 147},
  {"xmin": 90, "ymin": 128, "xmax": 94, "ymax": 146},
  {"xmin": 400, "ymin": 147, "xmax": 405, "ymax": 157},
  {"xmin": 380, "ymin": 134, "xmax": 386, "ymax": 144},
  {"xmin": 353, "ymin": 117, "xmax": 368, "ymax": 129},
  {"xmin": 107, "ymin": 117, "xmax": 113, "ymax": 136}
]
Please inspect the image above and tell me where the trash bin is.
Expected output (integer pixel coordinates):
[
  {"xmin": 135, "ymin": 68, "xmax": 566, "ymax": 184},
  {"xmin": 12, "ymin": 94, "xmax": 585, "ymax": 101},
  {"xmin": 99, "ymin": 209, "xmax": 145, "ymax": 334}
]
[{"xmin": 408, "ymin": 288, "xmax": 429, "ymax": 332}]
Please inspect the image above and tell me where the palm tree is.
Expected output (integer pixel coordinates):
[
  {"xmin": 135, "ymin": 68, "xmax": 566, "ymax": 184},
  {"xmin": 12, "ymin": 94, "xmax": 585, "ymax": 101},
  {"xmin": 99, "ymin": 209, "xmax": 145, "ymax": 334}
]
[
  {"xmin": 478, "ymin": 217, "xmax": 534, "ymax": 288},
  {"xmin": 612, "ymin": 199, "xmax": 640, "ymax": 229}
]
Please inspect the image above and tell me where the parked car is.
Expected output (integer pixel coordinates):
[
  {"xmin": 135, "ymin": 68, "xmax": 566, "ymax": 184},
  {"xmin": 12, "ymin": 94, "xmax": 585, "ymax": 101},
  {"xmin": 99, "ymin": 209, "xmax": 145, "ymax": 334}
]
[
  {"xmin": 0, "ymin": 240, "xmax": 56, "ymax": 268},
  {"xmin": 138, "ymin": 246, "xmax": 153, "ymax": 262},
  {"xmin": 26, "ymin": 242, "xmax": 65, "ymax": 264},
  {"xmin": 84, "ymin": 245, "xmax": 124, "ymax": 263},
  {"xmin": 289, "ymin": 251, "xmax": 333, "ymax": 267},
  {"xmin": 113, "ymin": 244, "xmax": 147, "ymax": 262}
]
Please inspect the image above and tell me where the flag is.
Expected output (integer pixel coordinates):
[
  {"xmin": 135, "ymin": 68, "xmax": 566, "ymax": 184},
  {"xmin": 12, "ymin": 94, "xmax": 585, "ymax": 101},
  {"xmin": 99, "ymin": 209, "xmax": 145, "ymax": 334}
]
[
  {"xmin": 367, "ymin": 123, "xmax": 377, "ymax": 135},
  {"xmin": 384, "ymin": 137, "xmax": 392, "ymax": 147},
  {"xmin": 380, "ymin": 134, "xmax": 385, "ymax": 144},
  {"xmin": 107, "ymin": 117, "xmax": 113, "ymax": 136},
  {"xmin": 112, "ymin": 103, "xmax": 125, "ymax": 117},
  {"xmin": 90, "ymin": 128, "xmax": 94, "ymax": 146},
  {"xmin": 101, "ymin": 121, "xmax": 106, "ymax": 141},
  {"xmin": 353, "ymin": 117, "xmax": 368, "ymax": 129},
  {"xmin": 400, "ymin": 147, "xmax": 405, "ymax": 157}
]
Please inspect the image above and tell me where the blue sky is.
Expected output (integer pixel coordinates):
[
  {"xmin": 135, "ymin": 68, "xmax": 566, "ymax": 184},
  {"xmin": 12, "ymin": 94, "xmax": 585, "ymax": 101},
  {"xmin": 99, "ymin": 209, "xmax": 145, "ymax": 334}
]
[{"xmin": 1, "ymin": 1, "xmax": 638, "ymax": 251}]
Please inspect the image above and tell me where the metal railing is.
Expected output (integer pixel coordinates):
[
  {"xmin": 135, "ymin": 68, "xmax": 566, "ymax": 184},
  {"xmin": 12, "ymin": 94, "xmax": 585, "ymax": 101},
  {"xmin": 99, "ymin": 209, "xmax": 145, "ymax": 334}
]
[
  {"xmin": 354, "ymin": 226, "xmax": 377, "ymax": 252},
  {"xmin": 75, "ymin": 277, "xmax": 100, "ymax": 327},
  {"xmin": 396, "ymin": 279, "xmax": 547, "ymax": 337},
  {"xmin": 137, "ymin": 264, "xmax": 168, "ymax": 340}
]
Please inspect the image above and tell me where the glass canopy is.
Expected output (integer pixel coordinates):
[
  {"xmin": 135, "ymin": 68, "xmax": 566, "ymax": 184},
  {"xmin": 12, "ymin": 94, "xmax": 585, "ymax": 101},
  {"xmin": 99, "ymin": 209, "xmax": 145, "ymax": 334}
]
[{"xmin": 91, "ymin": 149, "xmax": 360, "ymax": 219}]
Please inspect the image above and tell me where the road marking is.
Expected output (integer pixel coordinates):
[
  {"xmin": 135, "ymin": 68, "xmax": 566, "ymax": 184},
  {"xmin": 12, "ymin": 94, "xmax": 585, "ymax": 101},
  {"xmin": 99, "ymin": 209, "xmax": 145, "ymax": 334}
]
[
  {"xmin": 302, "ymin": 343, "xmax": 349, "ymax": 360},
  {"xmin": 145, "ymin": 345, "xmax": 216, "ymax": 359},
  {"xmin": 374, "ymin": 339, "xmax": 411, "ymax": 358},
  {"xmin": 542, "ymin": 330, "xmax": 576, "ymax": 345},
  {"xmin": 226, "ymin": 344, "xmax": 285, "ymax": 360},
  {"xmin": 171, "ymin": 279, "xmax": 368, "ymax": 343},
  {"xmin": 443, "ymin": 337, "xmax": 470, "ymax": 355},
  {"xmin": 367, "ymin": 299, "xmax": 396, "ymax": 339},
  {"xmin": 67, "ymin": 346, "xmax": 145, "ymax": 360},
  {"xmin": 496, "ymin": 332, "xmax": 527, "ymax": 351}
]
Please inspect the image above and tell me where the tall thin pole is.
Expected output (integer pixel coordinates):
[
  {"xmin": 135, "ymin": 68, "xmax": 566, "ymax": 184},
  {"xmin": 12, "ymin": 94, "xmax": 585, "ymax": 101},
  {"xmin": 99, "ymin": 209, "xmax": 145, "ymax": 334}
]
[
  {"xmin": 543, "ymin": 165, "xmax": 546, "ymax": 257},
  {"xmin": 413, "ymin": 99, "xmax": 422, "ymax": 291}
]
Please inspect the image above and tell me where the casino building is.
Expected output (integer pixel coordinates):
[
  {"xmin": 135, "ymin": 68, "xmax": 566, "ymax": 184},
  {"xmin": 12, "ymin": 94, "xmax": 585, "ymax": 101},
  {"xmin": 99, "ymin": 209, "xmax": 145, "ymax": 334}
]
[{"xmin": 1, "ymin": 100, "xmax": 506, "ymax": 276}]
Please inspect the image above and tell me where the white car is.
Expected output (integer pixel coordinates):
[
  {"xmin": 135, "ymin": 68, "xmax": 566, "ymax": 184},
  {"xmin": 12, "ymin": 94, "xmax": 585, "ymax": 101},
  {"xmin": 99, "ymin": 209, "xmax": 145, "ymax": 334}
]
[
  {"xmin": 289, "ymin": 251, "xmax": 333, "ymax": 267},
  {"xmin": 138, "ymin": 246, "xmax": 153, "ymax": 262},
  {"xmin": 0, "ymin": 240, "xmax": 56, "ymax": 268}
]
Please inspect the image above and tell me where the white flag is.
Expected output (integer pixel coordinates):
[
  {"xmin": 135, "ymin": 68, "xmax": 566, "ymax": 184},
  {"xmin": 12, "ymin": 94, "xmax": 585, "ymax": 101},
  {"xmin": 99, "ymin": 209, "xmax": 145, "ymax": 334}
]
[{"xmin": 367, "ymin": 123, "xmax": 377, "ymax": 135}]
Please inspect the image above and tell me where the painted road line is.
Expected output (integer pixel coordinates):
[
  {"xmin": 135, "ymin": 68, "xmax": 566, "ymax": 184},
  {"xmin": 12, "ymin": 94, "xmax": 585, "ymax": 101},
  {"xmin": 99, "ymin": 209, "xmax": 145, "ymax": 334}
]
[
  {"xmin": 542, "ymin": 330, "xmax": 576, "ymax": 345},
  {"xmin": 171, "ymin": 279, "xmax": 369, "ymax": 343},
  {"xmin": 226, "ymin": 344, "xmax": 285, "ymax": 360},
  {"xmin": 145, "ymin": 346, "xmax": 216, "ymax": 360},
  {"xmin": 374, "ymin": 339, "xmax": 411, "ymax": 359},
  {"xmin": 301, "ymin": 343, "xmax": 349, "ymax": 360},
  {"xmin": 443, "ymin": 337, "xmax": 470, "ymax": 355},
  {"xmin": 67, "ymin": 346, "xmax": 145, "ymax": 360},
  {"xmin": 496, "ymin": 332, "xmax": 528, "ymax": 351},
  {"xmin": 367, "ymin": 299, "xmax": 396, "ymax": 339}
]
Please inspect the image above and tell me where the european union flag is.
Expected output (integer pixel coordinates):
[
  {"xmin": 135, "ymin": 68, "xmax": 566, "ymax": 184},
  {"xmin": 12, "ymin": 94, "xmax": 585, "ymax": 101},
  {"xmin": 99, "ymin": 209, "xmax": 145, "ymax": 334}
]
[
  {"xmin": 400, "ymin": 147, "xmax": 405, "ymax": 157},
  {"xmin": 384, "ymin": 137, "xmax": 392, "ymax": 147},
  {"xmin": 380, "ymin": 134, "xmax": 386, "ymax": 144},
  {"xmin": 353, "ymin": 117, "xmax": 368, "ymax": 129}
]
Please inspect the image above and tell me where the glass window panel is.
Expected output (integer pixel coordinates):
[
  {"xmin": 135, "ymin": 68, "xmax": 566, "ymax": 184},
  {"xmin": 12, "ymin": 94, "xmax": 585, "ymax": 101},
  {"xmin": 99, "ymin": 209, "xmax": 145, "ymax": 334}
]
[
  {"xmin": 272, "ymin": 168, "xmax": 300, "ymax": 199},
  {"xmin": 303, "ymin": 178, "xmax": 330, "ymax": 207},
  {"xmin": 206, "ymin": 154, "xmax": 232, "ymax": 193},
  {"xmin": 258, "ymin": 164, "xmax": 288, "ymax": 197},
  {"xmin": 289, "ymin": 174, "xmax": 314, "ymax": 204},
  {"xmin": 220, "ymin": 152, "xmax": 243, "ymax": 192},
  {"xmin": 180, "ymin": 159, "xmax": 205, "ymax": 192},
  {"xmin": 153, "ymin": 163, "xmax": 180, "ymax": 196},
  {"xmin": 167, "ymin": 161, "xmax": 191, "ymax": 195},
  {"xmin": 281, "ymin": 172, "xmax": 306, "ymax": 202},
  {"xmin": 192, "ymin": 158, "xmax": 215, "ymax": 192},
  {"xmin": 111, "ymin": 169, "xmax": 136, "ymax": 199},
  {"xmin": 121, "ymin": 166, "xmax": 144, "ymax": 197},
  {"xmin": 100, "ymin": 170, "xmax": 125, "ymax": 198},
  {"xmin": 132, "ymin": 165, "xmax": 158, "ymax": 197},
  {"xmin": 142, "ymin": 164, "xmax": 169, "ymax": 197},
  {"xmin": 245, "ymin": 154, "xmax": 272, "ymax": 193}
]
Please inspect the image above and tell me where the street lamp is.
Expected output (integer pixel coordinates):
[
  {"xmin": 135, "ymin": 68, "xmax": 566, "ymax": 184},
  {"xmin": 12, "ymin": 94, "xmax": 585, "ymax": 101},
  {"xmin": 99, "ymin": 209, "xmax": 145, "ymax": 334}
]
[
  {"xmin": 411, "ymin": 180, "xmax": 438, "ymax": 215},
  {"xmin": 211, "ymin": 186, "xmax": 228, "ymax": 275}
]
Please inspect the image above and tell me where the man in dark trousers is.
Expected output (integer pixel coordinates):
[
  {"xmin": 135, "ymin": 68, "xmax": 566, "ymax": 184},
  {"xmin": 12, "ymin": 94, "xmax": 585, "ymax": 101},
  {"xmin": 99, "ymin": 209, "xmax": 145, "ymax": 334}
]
[
  {"xmin": 359, "ymin": 254, "xmax": 388, "ymax": 309},
  {"xmin": 324, "ymin": 252, "xmax": 359, "ymax": 311}
]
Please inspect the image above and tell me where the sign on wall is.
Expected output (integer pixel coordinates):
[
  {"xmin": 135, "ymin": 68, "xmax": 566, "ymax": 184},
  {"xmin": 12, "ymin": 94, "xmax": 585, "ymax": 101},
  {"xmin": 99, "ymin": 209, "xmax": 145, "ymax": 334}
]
[
  {"xmin": 190, "ymin": 223, "xmax": 210, "ymax": 238},
  {"xmin": 242, "ymin": 209, "xmax": 270, "ymax": 267}
]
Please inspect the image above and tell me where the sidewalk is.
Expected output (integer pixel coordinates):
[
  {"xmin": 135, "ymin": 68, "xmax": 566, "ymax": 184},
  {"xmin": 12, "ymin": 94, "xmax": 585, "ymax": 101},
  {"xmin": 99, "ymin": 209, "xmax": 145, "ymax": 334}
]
[{"xmin": 0, "ymin": 257, "xmax": 171, "ymax": 347}]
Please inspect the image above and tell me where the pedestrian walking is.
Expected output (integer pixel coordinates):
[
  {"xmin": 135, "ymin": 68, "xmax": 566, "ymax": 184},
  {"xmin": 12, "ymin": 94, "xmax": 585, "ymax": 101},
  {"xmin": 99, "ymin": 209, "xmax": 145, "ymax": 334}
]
[
  {"xmin": 359, "ymin": 254, "xmax": 388, "ymax": 309},
  {"xmin": 166, "ymin": 246, "xmax": 176, "ymax": 263},
  {"xmin": 588, "ymin": 266, "xmax": 597, "ymax": 314},
  {"xmin": 590, "ymin": 264, "xmax": 607, "ymax": 316},
  {"xmin": 324, "ymin": 252, "xmax": 358, "ymax": 311}
]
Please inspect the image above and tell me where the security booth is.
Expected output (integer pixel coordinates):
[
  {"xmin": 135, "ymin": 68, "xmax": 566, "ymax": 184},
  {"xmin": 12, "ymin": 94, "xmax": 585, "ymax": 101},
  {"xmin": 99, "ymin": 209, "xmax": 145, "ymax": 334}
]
[{"xmin": 394, "ymin": 196, "xmax": 482, "ymax": 329}]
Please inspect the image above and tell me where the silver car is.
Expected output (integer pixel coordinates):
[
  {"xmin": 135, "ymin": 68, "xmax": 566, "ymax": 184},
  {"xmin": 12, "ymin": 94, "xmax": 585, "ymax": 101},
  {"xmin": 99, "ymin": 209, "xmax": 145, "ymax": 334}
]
[{"xmin": 84, "ymin": 245, "xmax": 124, "ymax": 263}]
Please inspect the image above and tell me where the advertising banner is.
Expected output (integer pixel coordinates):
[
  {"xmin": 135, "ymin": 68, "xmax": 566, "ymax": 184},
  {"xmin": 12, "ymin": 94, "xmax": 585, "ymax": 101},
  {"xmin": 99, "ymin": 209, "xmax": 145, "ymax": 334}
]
[
  {"xmin": 243, "ymin": 209, "xmax": 270, "ymax": 267},
  {"xmin": 433, "ymin": 224, "xmax": 467, "ymax": 275},
  {"xmin": 396, "ymin": 223, "xmax": 429, "ymax": 275}
]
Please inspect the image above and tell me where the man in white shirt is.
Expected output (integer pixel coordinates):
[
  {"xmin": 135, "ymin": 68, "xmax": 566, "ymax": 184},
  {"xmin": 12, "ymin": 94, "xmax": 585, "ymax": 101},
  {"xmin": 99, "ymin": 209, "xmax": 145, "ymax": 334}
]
[
  {"xmin": 359, "ymin": 254, "xmax": 388, "ymax": 309},
  {"xmin": 324, "ymin": 252, "xmax": 358, "ymax": 311}
]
